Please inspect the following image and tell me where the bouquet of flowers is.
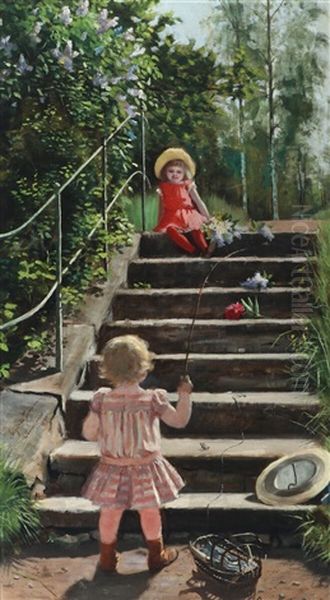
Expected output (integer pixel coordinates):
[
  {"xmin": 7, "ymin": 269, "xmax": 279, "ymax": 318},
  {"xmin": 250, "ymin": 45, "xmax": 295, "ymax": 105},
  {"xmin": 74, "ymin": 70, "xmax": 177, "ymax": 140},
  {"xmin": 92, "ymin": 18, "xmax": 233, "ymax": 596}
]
[{"xmin": 202, "ymin": 214, "xmax": 245, "ymax": 249}]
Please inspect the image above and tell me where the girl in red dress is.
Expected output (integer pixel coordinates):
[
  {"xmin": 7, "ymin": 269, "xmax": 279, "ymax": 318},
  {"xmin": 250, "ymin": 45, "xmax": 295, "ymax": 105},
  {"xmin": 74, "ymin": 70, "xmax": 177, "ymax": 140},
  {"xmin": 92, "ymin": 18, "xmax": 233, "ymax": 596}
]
[
  {"xmin": 82, "ymin": 335, "xmax": 193, "ymax": 573},
  {"xmin": 154, "ymin": 147, "xmax": 210, "ymax": 254}
]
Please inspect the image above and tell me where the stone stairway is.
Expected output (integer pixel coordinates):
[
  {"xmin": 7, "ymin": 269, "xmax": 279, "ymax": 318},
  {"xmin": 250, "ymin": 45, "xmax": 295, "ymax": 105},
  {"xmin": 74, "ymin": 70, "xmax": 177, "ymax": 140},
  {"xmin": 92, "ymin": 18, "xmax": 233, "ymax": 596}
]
[{"xmin": 38, "ymin": 231, "xmax": 320, "ymax": 538}]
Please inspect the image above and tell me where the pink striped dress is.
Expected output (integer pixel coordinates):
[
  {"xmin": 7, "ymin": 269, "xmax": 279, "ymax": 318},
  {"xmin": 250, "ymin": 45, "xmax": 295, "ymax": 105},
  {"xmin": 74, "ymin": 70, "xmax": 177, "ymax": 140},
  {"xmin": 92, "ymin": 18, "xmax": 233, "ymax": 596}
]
[{"xmin": 82, "ymin": 384, "xmax": 185, "ymax": 510}]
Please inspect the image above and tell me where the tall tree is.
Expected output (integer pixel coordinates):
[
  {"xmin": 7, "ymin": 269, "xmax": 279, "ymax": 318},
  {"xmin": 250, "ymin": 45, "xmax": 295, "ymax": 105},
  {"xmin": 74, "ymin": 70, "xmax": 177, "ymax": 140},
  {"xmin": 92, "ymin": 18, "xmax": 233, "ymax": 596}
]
[{"xmin": 208, "ymin": 0, "xmax": 328, "ymax": 218}]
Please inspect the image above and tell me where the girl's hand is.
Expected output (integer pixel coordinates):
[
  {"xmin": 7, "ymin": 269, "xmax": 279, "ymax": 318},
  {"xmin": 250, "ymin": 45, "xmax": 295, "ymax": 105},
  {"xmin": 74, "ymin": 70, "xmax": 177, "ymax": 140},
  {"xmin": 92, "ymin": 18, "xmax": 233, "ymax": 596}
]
[{"xmin": 177, "ymin": 374, "xmax": 193, "ymax": 394}]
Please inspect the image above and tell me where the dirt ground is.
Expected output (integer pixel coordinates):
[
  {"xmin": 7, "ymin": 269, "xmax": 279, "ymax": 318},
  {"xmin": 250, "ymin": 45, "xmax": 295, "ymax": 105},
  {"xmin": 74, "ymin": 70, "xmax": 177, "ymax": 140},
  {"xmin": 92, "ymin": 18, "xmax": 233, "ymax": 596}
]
[{"xmin": 1, "ymin": 539, "xmax": 329, "ymax": 600}]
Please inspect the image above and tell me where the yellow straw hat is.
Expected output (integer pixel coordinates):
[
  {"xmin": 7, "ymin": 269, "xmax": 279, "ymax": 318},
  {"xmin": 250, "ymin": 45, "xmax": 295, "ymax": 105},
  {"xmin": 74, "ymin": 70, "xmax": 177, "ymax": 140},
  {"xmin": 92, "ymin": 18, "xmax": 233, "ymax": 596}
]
[
  {"xmin": 256, "ymin": 448, "xmax": 330, "ymax": 506},
  {"xmin": 154, "ymin": 148, "xmax": 196, "ymax": 179}
]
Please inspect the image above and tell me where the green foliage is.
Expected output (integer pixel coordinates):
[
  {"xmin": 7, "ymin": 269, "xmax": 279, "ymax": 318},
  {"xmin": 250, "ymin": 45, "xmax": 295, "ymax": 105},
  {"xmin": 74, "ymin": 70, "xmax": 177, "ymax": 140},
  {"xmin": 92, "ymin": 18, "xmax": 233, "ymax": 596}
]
[
  {"xmin": 0, "ymin": 448, "xmax": 40, "ymax": 556},
  {"xmin": 301, "ymin": 507, "xmax": 330, "ymax": 564},
  {"xmin": 0, "ymin": 1, "xmax": 173, "ymax": 375},
  {"xmin": 240, "ymin": 296, "xmax": 261, "ymax": 319}
]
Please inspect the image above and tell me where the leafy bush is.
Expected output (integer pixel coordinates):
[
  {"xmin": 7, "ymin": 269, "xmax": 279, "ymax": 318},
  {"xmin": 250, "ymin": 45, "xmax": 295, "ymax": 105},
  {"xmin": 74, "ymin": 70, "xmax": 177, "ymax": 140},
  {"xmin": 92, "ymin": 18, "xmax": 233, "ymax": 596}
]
[{"xmin": 0, "ymin": 448, "xmax": 40, "ymax": 558}]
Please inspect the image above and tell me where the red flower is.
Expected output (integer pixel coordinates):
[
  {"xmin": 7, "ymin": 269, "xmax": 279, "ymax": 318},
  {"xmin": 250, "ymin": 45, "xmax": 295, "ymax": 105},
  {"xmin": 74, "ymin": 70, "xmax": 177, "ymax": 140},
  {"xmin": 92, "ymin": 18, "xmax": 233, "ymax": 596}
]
[{"xmin": 224, "ymin": 302, "xmax": 245, "ymax": 320}]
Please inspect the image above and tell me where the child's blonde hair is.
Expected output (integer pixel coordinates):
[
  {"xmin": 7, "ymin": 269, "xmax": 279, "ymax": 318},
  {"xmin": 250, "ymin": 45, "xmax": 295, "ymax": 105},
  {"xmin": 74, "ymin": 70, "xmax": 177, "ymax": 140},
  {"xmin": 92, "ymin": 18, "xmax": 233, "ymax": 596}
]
[
  {"xmin": 101, "ymin": 335, "xmax": 154, "ymax": 384},
  {"xmin": 160, "ymin": 159, "xmax": 191, "ymax": 181}
]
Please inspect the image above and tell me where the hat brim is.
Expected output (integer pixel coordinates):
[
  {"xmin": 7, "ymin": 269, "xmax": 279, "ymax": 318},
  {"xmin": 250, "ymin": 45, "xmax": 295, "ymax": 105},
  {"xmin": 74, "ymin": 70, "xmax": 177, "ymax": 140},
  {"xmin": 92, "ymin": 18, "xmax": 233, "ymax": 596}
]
[
  {"xmin": 154, "ymin": 148, "xmax": 196, "ymax": 179},
  {"xmin": 256, "ymin": 448, "xmax": 330, "ymax": 506}
]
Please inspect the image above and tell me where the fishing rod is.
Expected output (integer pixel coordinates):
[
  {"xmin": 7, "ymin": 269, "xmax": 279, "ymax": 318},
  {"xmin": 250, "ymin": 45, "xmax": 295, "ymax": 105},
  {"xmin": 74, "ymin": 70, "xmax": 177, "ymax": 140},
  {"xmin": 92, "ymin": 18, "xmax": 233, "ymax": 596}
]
[{"xmin": 183, "ymin": 248, "xmax": 246, "ymax": 375}]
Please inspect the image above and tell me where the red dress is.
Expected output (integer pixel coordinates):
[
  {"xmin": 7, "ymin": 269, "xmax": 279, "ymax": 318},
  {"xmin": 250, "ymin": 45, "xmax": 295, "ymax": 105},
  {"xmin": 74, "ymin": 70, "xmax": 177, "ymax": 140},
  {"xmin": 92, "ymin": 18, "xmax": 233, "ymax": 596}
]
[{"xmin": 154, "ymin": 181, "xmax": 207, "ymax": 233}]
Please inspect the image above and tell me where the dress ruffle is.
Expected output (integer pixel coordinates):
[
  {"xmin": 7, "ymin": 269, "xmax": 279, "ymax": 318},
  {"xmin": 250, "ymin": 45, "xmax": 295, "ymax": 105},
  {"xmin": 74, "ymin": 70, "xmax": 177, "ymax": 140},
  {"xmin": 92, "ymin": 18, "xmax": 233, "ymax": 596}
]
[{"xmin": 82, "ymin": 456, "xmax": 184, "ymax": 509}]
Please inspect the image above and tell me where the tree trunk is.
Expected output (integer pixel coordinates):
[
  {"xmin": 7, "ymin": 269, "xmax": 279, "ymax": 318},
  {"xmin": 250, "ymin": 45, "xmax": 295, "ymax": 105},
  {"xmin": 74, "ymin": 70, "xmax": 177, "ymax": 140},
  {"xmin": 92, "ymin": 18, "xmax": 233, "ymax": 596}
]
[
  {"xmin": 266, "ymin": 0, "xmax": 279, "ymax": 219},
  {"xmin": 238, "ymin": 97, "xmax": 248, "ymax": 214}
]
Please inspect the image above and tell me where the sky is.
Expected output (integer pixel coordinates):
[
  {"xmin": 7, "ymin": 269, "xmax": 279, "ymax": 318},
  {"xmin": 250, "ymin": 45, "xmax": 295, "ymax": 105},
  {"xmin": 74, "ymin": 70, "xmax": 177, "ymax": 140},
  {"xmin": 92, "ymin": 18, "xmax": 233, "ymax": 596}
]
[{"xmin": 157, "ymin": 0, "xmax": 215, "ymax": 46}]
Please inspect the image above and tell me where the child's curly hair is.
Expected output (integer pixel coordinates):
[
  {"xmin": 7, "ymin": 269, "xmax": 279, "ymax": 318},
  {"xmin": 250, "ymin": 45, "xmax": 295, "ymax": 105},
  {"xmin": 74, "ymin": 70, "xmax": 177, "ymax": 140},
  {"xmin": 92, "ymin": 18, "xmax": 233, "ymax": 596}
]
[{"xmin": 101, "ymin": 335, "xmax": 155, "ymax": 384}]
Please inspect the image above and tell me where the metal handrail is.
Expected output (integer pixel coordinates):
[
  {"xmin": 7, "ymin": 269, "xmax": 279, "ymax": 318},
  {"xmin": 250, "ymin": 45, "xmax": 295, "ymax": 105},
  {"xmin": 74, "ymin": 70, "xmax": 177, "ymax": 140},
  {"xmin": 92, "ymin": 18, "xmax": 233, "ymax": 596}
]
[
  {"xmin": 0, "ymin": 114, "xmax": 134, "ymax": 240},
  {"xmin": 0, "ymin": 111, "xmax": 147, "ymax": 371}
]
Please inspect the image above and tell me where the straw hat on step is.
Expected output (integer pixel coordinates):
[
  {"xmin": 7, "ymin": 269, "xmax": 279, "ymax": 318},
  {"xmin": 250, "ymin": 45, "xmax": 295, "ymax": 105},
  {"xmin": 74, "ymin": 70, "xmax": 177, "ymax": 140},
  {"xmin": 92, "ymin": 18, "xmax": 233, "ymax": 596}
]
[
  {"xmin": 256, "ymin": 448, "xmax": 330, "ymax": 506},
  {"xmin": 154, "ymin": 148, "xmax": 196, "ymax": 179}
]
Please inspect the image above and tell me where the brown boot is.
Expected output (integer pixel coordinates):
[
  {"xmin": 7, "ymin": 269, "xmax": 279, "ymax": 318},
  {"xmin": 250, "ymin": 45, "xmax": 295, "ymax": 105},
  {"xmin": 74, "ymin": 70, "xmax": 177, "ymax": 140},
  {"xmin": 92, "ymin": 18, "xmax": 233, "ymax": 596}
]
[
  {"xmin": 98, "ymin": 541, "xmax": 118, "ymax": 573},
  {"xmin": 147, "ymin": 538, "xmax": 178, "ymax": 572}
]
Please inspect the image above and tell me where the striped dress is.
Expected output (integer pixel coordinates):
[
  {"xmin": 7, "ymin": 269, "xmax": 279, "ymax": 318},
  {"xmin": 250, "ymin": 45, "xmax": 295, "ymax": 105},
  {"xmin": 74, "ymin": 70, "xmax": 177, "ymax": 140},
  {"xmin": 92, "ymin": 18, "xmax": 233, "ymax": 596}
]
[{"xmin": 82, "ymin": 384, "xmax": 185, "ymax": 510}]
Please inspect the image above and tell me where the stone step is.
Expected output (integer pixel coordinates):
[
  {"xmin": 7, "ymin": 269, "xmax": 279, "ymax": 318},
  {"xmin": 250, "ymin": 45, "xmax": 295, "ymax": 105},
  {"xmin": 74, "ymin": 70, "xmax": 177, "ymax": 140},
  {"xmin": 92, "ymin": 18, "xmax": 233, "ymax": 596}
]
[
  {"xmin": 65, "ymin": 390, "xmax": 319, "ymax": 440},
  {"xmin": 37, "ymin": 493, "xmax": 316, "ymax": 535},
  {"xmin": 98, "ymin": 317, "xmax": 307, "ymax": 355},
  {"xmin": 86, "ymin": 352, "xmax": 306, "ymax": 392},
  {"xmin": 127, "ymin": 256, "xmax": 313, "ymax": 288},
  {"xmin": 48, "ymin": 436, "xmax": 318, "ymax": 495},
  {"xmin": 112, "ymin": 287, "xmax": 313, "ymax": 320},
  {"xmin": 139, "ymin": 232, "xmax": 316, "ymax": 258}
]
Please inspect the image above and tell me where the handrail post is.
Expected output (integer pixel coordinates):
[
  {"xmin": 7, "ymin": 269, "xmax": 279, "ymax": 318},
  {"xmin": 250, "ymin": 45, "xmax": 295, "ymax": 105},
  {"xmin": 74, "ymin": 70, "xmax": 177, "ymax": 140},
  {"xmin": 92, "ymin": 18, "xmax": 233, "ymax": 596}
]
[
  {"xmin": 102, "ymin": 135, "xmax": 109, "ymax": 274},
  {"xmin": 140, "ymin": 109, "xmax": 146, "ymax": 231},
  {"xmin": 55, "ymin": 183, "xmax": 63, "ymax": 372}
]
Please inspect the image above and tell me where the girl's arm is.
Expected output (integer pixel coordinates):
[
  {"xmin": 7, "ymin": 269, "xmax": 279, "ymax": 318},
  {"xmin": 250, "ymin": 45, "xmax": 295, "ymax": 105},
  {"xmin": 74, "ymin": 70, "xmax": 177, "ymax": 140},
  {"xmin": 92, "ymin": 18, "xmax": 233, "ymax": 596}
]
[
  {"xmin": 160, "ymin": 376, "xmax": 193, "ymax": 429},
  {"xmin": 156, "ymin": 187, "xmax": 164, "ymax": 224},
  {"xmin": 82, "ymin": 411, "xmax": 100, "ymax": 441},
  {"xmin": 189, "ymin": 182, "xmax": 210, "ymax": 219}
]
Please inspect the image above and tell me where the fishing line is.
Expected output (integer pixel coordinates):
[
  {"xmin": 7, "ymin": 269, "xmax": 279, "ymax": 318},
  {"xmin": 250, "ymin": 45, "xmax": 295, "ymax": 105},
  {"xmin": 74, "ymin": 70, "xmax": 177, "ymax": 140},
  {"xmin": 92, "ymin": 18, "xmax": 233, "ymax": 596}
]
[
  {"xmin": 182, "ymin": 247, "xmax": 248, "ymax": 534},
  {"xmin": 183, "ymin": 248, "xmax": 246, "ymax": 375}
]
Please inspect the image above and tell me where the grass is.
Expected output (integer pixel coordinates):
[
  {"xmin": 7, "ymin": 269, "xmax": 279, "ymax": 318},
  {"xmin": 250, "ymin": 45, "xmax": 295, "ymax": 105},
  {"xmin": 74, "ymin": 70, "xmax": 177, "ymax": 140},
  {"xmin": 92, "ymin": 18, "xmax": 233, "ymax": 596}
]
[
  {"xmin": 296, "ymin": 220, "xmax": 330, "ymax": 563},
  {"xmin": 119, "ymin": 193, "xmax": 248, "ymax": 232}
]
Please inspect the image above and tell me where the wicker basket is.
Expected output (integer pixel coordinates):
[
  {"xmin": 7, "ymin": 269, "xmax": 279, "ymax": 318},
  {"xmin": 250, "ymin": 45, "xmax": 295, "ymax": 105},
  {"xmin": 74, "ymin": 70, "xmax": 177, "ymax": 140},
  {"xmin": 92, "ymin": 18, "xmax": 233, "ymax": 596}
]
[{"xmin": 189, "ymin": 533, "xmax": 264, "ymax": 587}]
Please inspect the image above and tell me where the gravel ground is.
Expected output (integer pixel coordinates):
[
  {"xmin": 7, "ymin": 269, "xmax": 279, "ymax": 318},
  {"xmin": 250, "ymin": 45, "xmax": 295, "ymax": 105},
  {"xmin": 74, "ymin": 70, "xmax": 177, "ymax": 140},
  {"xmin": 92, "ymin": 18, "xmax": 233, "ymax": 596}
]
[{"xmin": 1, "ymin": 540, "xmax": 329, "ymax": 600}]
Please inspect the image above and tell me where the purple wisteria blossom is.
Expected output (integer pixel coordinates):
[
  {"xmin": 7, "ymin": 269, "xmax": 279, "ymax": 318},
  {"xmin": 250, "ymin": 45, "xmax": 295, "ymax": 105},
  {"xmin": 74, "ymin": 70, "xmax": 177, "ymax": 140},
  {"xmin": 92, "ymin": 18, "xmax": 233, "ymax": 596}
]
[
  {"xmin": 240, "ymin": 272, "xmax": 269, "ymax": 290},
  {"xmin": 0, "ymin": 35, "xmax": 15, "ymax": 57},
  {"xmin": 17, "ymin": 54, "xmax": 33, "ymax": 74},
  {"xmin": 53, "ymin": 41, "xmax": 79, "ymax": 72},
  {"xmin": 31, "ymin": 21, "xmax": 43, "ymax": 43},
  {"xmin": 131, "ymin": 46, "xmax": 145, "ymax": 57},
  {"xmin": 258, "ymin": 223, "xmax": 274, "ymax": 242},
  {"xmin": 128, "ymin": 88, "xmax": 144, "ymax": 99},
  {"xmin": 92, "ymin": 72, "xmax": 109, "ymax": 89},
  {"xmin": 0, "ymin": 68, "xmax": 10, "ymax": 82},
  {"xmin": 59, "ymin": 7, "xmax": 72, "ymax": 26},
  {"xmin": 126, "ymin": 66, "xmax": 138, "ymax": 81},
  {"xmin": 110, "ymin": 76, "xmax": 122, "ymax": 85},
  {"xmin": 124, "ymin": 102, "xmax": 136, "ymax": 117},
  {"xmin": 124, "ymin": 28, "xmax": 135, "ymax": 42},
  {"xmin": 97, "ymin": 10, "xmax": 119, "ymax": 34},
  {"xmin": 76, "ymin": 1, "xmax": 89, "ymax": 17}
]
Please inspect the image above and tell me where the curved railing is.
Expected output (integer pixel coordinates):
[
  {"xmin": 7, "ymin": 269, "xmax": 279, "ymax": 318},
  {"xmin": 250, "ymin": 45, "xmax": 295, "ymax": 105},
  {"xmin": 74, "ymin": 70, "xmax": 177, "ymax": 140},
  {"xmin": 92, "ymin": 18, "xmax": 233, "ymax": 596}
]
[{"xmin": 0, "ymin": 112, "xmax": 147, "ymax": 371}]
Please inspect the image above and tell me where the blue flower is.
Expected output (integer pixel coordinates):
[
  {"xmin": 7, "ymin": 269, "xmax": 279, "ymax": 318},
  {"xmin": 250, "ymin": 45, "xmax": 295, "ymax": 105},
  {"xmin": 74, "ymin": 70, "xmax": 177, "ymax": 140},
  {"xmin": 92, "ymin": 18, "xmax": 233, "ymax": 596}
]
[
  {"xmin": 240, "ymin": 272, "xmax": 269, "ymax": 290},
  {"xmin": 258, "ymin": 224, "xmax": 274, "ymax": 242},
  {"xmin": 211, "ymin": 232, "xmax": 225, "ymax": 248}
]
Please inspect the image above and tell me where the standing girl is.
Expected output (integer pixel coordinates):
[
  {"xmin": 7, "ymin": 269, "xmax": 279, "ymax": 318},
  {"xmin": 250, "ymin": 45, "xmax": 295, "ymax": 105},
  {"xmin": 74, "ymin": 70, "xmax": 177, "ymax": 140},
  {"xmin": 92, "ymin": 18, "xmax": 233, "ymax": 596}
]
[
  {"xmin": 154, "ymin": 147, "xmax": 211, "ymax": 254},
  {"xmin": 82, "ymin": 335, "xmax": 193, "ymax": 573}
]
